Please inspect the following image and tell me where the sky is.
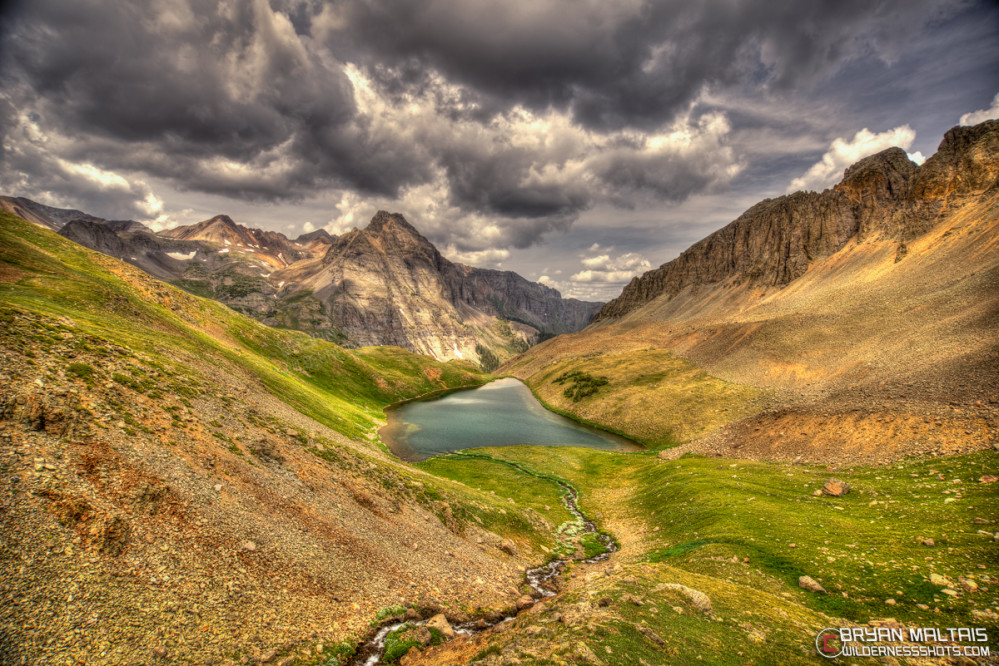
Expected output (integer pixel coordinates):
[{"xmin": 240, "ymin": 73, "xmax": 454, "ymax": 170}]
[{"xmin": 1, "ymin": 0, "xmax": 998, "ymax": 301}]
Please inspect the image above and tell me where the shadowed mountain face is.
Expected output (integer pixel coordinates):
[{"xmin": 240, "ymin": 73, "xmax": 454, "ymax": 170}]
[
  {"xmin": 0, "ymin": 196, "xmax": 104, "ymax": 231},
  {"xmin": 506, "ymin": 121, "xmax": 999, "ymax": 463},
  {"xmin": 3, "ymin": 202, "xmax": 601, "ymax": 365}
]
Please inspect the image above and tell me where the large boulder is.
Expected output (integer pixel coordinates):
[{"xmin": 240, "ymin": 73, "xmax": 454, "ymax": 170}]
[
  {"xmin": 821, "ymin": 478, "xmax": 850, "ymax": 497},
  {"xmin": 425, "ymin": 614, "xmax": 454, "ymax": 640},
  {"xmin": 798, "ymin": 575, "xmax": 827, "ymax": 594}
]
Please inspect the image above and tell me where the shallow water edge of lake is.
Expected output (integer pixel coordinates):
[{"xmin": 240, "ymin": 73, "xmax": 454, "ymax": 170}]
[{"xmin": 380, "ymin": 377, "xmax": 643, "ymax": 462}]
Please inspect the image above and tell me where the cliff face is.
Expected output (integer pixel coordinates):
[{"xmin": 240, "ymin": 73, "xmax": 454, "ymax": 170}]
[
  {"xmin": 456, "ymin": 265, "xmax": 604, "ymax": 336},
  {"xmin": 595, "ymin": 121, "xmax": 999, "ymax": 323},
  {"xmin": 303, "ymin": 212, "xmax": 475, "ymax": 358}
]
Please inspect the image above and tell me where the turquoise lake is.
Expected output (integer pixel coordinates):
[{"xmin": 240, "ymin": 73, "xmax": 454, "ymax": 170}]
[{"xmin": 380, "ymin": 377, "xmax": 642, "ymax": 461}]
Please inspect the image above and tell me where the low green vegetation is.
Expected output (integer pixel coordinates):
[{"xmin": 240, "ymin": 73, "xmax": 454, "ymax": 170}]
[
  {"xmin": 451, "ymin": 445, "xmax": 999, "ymax": 663},
  {"xmin": 418, "ymin": 453, "xmax": 574, "ymax": 530},
  {"xmin": 475, "ymin": 343, "xmax": 501, "ymax": 372},
  {"xmin": 381, "ymin": 624, "xmax": 446, "ymax": 663},
  {"xmin": 66, "ymin": 361, "xmax": 96, "ymax": 384},
  {"xmin": 552, "ymin": 369, "xmax": 609, "ymax": 401},
  {"xmin": 493, "ymin": 318, "xmax": 529, "ymax": 354},
  {"xmin": 632, "ymin": 451, "xmax": 999, "ymax": 625},
  {"xmin": 374, "ymin": 604, "xmax": 408, "ymax": 623},
  {"xmin": 512, "ymin": 349, "xmax": 765, "ymax": 447}
]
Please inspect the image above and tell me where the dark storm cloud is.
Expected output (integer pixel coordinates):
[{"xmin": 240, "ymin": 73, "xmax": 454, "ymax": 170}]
[
  {"xmin": 319, "ymin": 0, "xmax": 964, "ymax": 131},
  {"xmin": 0, "ymin": 0, "xmax": 431, "ymax": 202},
  {"xmin": 0, "ymin": 0, "xmax": 995, "ymax": 261},
  {"xmin": 433, "ymin": 138, "xmax": 589, "ymax": 220}
]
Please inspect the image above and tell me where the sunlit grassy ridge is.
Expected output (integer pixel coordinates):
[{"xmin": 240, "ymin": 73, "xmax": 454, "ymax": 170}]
[
  {"xmin": 505, "ymin": 348, "xmax": 766, "ymax": 448},
  {"xmin": 0, "ymin": 211, "xmax": 484, "ymax": 440}
]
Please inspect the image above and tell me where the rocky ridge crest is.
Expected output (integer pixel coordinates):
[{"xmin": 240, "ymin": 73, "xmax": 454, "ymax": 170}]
[{"xmin": 594, "ymin": 120, "xmax": 999, "ymax": 322}]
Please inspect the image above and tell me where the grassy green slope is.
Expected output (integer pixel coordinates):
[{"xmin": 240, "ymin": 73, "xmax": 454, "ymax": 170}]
[
  {"xmin": 414, "ymin": 445, "xmax": 998, "ymax": 664},
  {"xmin": 0, "ymin": 211, "xmax": 483, "ymax": 441},
  {"xmin": 505, "ymin": 348, "xmax": 766, "ymax": 448}
]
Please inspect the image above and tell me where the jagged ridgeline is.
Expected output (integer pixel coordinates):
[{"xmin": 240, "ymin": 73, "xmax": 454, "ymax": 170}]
[
  {"xmin": 0, "ymin": 197, "xmax": 603, "ymax": 368},
  {"xmin": 593, "ymin": 120, "xmax": 999, "ymax": 323}
]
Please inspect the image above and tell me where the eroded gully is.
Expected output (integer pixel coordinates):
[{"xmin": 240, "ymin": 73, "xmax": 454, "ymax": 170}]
[{"xmin": 349, "ymin": 455, "xmax": 618, "ymax": 665}]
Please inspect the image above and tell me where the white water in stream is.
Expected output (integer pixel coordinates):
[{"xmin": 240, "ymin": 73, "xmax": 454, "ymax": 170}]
[{"xmin": 350, "ymin": 458, "xmax": 617, "ymax": 665}]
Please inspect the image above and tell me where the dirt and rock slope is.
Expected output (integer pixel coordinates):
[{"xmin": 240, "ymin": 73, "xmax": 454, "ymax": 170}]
[
  {"xmin": 505, "ymin": 121, "xmax": 999, "ymax": 464},
  {"xmin": 0, "ymin": 213, "xmax": 568, "ymax": 665}
]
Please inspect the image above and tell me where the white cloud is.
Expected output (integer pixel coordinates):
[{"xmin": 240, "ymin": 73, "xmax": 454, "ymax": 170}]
[
  {"xmin": 570, "ymin": 249, "xmax": 650, "ymax": 285},
  {"xmin": 302, "ymin": 221, "xmax": 315, "ymax": 233},
  {"xmin": 959, "ymin": 93, "xmax": 999, "ymax": 126},
  {"xmin": 139, "ymin": 190, "xmax": 165, "ymax": 217},
  {"xmin": 2, "ymin": 111, "xmax": 168, "ymax": 221},
  {"xmin": 788, "ymin": 125, "xmax": 917, "ymax": 193},
  {"xmin": 571, "ymin": 269, "xmax": 641, "ymax": 283},
  {"xmin": 442, "ymin": 246, "xmax": 511, "ymax": 268},
  {"xmin": 581, "ymin": 254, "xmax": 611, "ymax": 268}
]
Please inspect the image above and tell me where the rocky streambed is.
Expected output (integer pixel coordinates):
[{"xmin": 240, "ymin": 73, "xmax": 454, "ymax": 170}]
[{"xmin": 349, "ymin": 457, "xmax": 617, "ymax": 665}]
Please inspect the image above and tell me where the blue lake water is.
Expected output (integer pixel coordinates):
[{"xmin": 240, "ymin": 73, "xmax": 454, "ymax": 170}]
[{"xmin": 380, "ymin": 377, "xmax": 642, "ymax": 461}]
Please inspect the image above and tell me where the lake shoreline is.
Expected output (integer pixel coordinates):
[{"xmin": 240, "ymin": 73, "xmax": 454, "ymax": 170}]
[{"xmin": 380, "ymin": 377, "xmax": 643, "ymax": 462}]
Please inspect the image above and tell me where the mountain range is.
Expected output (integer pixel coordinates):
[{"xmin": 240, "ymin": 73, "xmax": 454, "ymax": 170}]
[
  {"xmin": 506, "ymin": 119, "xmax": 999, "ymax": 463},
  {"xmin": 0, "ymin": 198, "xmax": 602, "ymax": 366},
  {"xmin": 2, "ymin": 121, "xmax": 997, "ymax": 666}
]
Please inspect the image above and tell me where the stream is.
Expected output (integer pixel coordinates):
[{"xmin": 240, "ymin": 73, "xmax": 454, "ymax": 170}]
[{"xmin": 349, "ymin": 456, "xmax": 617, "ymax": 665}]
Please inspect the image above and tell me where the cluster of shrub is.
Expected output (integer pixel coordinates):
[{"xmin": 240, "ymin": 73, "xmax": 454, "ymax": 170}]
[{"xmin": 553, "ymin": 370, "xmax": 609, "ymax": 402}]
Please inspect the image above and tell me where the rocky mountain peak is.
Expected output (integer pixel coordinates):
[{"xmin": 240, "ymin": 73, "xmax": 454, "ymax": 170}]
[
  {"xmin": 160, "ymin": 214, "xmax": 245, "ymax": 242},
  {"xmin": 362, "ymin": 211, "xmax": 430, "ymax": 246},
  {"xmin": 912, "ymin": 119, "xmax": 999, "ymax": 199},
  {"xmin": 295, "ymin": 228, "xmax": 335, "ymax": 245},
  {"xmin": 365, "ymin": 210, "xmax": 419, "ymax": 236},
  {"xmin": 354, "ymin": 211, "xmax": 440, "ymax": 260},
  {"xmin": 105, "ymin": 219, "xmax": 151, "ymax": 234},
  {"xmin": 835, "ymin": 147, "xmax": 917, "ymax": 204},
  {"xmin": 207, "ymin": 214, "xmax": 238, "ymax": 228}
]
